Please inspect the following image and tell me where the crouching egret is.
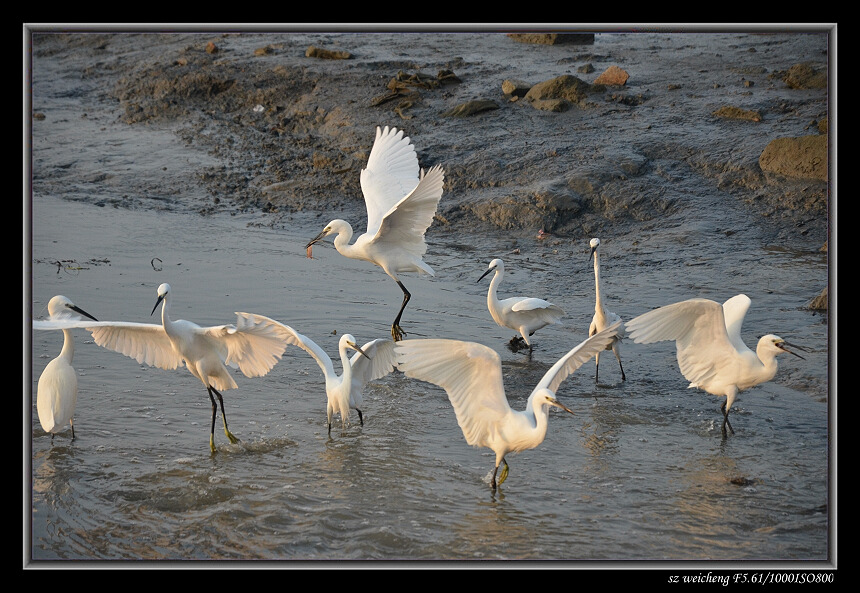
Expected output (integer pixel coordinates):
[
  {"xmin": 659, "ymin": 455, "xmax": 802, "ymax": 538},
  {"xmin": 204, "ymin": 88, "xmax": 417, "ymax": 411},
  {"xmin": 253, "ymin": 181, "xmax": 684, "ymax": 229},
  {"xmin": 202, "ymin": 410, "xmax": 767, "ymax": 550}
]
[
  {"xmin": 66, "ymin": 283, "xmax": 290, "ymax": 452},
  {"xmin": 396, "ymin": 322, "xmax": 622, "ymax": 490},
  {"xmin": 305, "ymin": 125, "xmax": 445, "ymax": 342},
  {"xmin": 625, "ymin": 294, "xmax": 806, "ymax": 436},
  {"xmin": 588, "ymin": 238, "xmax": 626, "ymax": 382},
  {"xmin": 270, "ymin": 322, "xmax": 396, "ymax": 433},
  {"xmin": 478, "ymin": 258, "xmax": 564, "ymax": 351},
  {"xmin": 33, "ymin": 295, "xmax": 99, "ymax": 441}
]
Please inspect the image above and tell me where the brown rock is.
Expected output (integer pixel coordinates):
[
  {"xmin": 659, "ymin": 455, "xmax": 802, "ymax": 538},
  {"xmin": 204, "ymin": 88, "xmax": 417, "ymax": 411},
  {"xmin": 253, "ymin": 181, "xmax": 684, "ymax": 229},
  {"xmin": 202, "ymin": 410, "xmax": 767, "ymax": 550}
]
[
  {"xmin": 759, "ymin": 135, "xmax": 827, "ymax": 181},
  {"xmin": 507, "ymin": 33, "xmax": 595, "ymax": 45},
  {"xmin": 806, "ymin": 286, "xmax": 827, "ymax": 311},
  {"xmin": 441, "ymin": 100, "xmax": 499, "ymax": 117},
  {"xmin": 713, "ymin": 105, "xmax": 762, "ymax": 122},
  {"xmin": 783, "ymin": 62, "xmax": 827, "ymax": 89},
  {"xmin": 525, "ymin": 74, "xmax": 592, "ymax": 106},
  {"xmin": 502, "ymin": 79, "xmax": 531, "ymax": 97},
  {"xmin": 305, "ymin": 45, "xmax": 352, "ymax": 60},
  {"xmin": 593, "ymin": 65, "xmax": 629, "ymax": 86}
]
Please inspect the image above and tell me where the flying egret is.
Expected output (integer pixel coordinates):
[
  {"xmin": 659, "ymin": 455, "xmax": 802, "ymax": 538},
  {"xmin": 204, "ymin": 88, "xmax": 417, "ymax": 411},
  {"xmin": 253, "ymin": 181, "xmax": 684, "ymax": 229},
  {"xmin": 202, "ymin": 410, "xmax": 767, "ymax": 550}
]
[
  {"xmin": 64, "ymin": 283, "xmax": 290, "ymax": 452},
  {"xmin": 477, "ymin": 258, "xmax": 565, "ymax": 351},
  {"xmin": 33, "ymin": 295, "xmax": 98, "ymax": 441},
  {"xmin": 625, "ymin": 294, "xmax": 806, "ymax": 436},
  {"xmin": 305, "ymin": 125, "xmax": 445, "ymax": 342},
  {"xmin": 588, "ymin": 238, "xmax": 627, "ymax": 382},
  {"xmin": 396, "ymin": 322, "xmax": 622, "ymax": 490},
  {"xmin": 271, "ymin": 323, "xmax": 396, "ymax": 433}
]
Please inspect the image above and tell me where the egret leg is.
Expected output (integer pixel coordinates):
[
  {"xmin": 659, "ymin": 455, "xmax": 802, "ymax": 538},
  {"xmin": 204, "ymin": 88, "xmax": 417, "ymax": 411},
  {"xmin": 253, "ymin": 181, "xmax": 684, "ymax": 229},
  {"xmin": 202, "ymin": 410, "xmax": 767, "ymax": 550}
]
[
  {"xmin": 391, "ymin": 280, "xmax": 411, "ymax": 342},
  {"xmin": 70, "ymin": 419, "xmax": 76, "ymax": 441},
  {"xmin": 594, "ymin": 351, "xmax": 601, "ymax": 383},
  {"xmin": 357, "ymin": 409, "xmax": 364, "ymax": 426},
  {"xmin": 720, "ymin": 401, "xmax": 735, "ymax": 436},
  {"xmin": 613, "ymin": 344, "xmax": 626, "ymax": 381},
  {"xmin": 207, "ymin": 387, "xmax": 218, "ymax": 452},
  {"xmin": 207, "ymin": 386, "xmax": 240, "ymax": 452},
  {"xmin": 213, "ymin": 386, "xmax": 239, "ymax": 445},
  {"xmin": 492, "ymin": 458, "xmax": 510, "ymax": 490}
]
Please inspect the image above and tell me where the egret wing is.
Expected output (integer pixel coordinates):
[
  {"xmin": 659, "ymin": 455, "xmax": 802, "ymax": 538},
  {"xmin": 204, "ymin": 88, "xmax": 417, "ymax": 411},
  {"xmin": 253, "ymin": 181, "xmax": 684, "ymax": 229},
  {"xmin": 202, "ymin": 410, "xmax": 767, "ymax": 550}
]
[
  {"xmin": 396, "ymin": 339, "xmax": 510, "ymax": 448},
  {"xmin": 208, "ymin": 313, "xmax": 290, "ymax": 378},
  {"xmin": 537, "ymin": 321, "xmax": 623, "ymax": 394},
  {"xmin": 33, "ymin": 319, "xmax": 108, "ymax": 331},
  {"xmin": 511, "ymin": 298, "xmax": 564, "ymax": 315},
  {"xmin": 721, "ymin": 294, "xmax": 752, "ymax": 354},
  {"xmin": 626, "ymin": 298, "xmax": 738, "ymax": 387},
  {"xmin": 350, "ymin": 338, "xmax": 397, "ymax": 388},
  {"xmin": 85, "ymin": 321, "xmax": 183, "ymax": 370},
  {"xmin": 264, "ymin": 320, "xmax": 335, "ymax": 378},
  {"xmin": 361, "ymin": 126, "xmax": 421, "ymax": 236},
  {"xmin": 370, "ymin": 164, "xmax": 445, "ymax": 259}
]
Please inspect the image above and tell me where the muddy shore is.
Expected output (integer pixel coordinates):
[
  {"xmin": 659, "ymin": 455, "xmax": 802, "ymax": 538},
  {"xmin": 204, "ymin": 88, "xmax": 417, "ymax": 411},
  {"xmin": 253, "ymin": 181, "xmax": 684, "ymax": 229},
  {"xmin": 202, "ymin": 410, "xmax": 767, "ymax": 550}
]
[{"xmin": 30, "ymin": 29, "xmax": 831, "ymax": 302}]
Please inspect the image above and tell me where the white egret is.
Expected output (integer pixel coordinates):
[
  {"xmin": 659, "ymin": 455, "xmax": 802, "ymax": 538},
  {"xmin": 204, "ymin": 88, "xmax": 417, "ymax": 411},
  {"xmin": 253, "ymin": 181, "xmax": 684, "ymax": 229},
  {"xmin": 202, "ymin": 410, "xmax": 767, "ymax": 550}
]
[
  {"xmin": 588, "ymin": 238, "xmax": 627, "ymax": 382},
  {"xmin": 625, "ymin": 294, "xmax": 806, "ymax": 436},
  {"xmin": 270, "ymin": 323, "xmax": 396, "ymax": 433},
  {"xmin": 64, "ymin": 283, "xmax": 290, "ymax": 452},
  {"xmin": 477, "ymin": 258, "xmax": 564, "ymax": 351},
  {"xmin": 34, "ymin": 295, "xmax": 98, "ymax": 441},
  {"xmin": 396, "ymin": 322, "xmax": 622, "ymax": 490},
  {"xmin": 305, "ymin": 125, "xmax": 445, "ymax": 342}
]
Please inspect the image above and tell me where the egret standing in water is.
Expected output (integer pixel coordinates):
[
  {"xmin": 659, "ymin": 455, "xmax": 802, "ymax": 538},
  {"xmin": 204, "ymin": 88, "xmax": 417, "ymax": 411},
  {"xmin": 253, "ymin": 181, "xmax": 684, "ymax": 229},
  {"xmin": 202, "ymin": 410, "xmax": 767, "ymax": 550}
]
[
  {"xmin": 396, "ymin": 322, "xmax": 622, "ymax": 490},
  {"xmin": 478, "ymin": 258, "xmax": 564, "ymax": 351},
  {"xmin": 33, "ymin": 295, "xmax": 99, "ymax": 442},
  {"xmin": 270, "ymin": 323, "xmax": 396, "ymax": 433},
  {"xmin": 73, "ymin": 283, "xmax": 290, "ymax": 452},
  {"xmin": 588, "ymin": 238, "xmax": 626, "ymax": 382},
  {"xmin": 625, "ymin": 294, "xmax": 806, "ymax": 436},
  {"xmin": 305, "ymin": 125, "xmax": 445, "ymax": 342}
]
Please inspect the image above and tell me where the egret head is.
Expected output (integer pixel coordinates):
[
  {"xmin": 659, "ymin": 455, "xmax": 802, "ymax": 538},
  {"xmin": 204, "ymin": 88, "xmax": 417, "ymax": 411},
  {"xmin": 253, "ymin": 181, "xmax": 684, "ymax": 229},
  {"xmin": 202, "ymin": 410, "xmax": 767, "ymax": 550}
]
[
  {"xmin": 760, "ymin": 334, "xmax": 806, "ymax": 360},
  {"xmin": 534, "ymin": 389, "xmax": 575, "ymax": 416},
  {"xmin": 47, "ymin": 295, "xmax": 98, "ymax": 322},
  {"xmin": 478, "ymin": 258, "xmax": 503, "ymax": 283},
  {"xmin": 307, "ymin": 220, "xmax": 351, "ymax": 250},
  {"xmin": 588, "ymin": 237, "xmax": 601, "ymax": 263},
  {"xmin": 341, "ymin": 334, "xmax": 370, "ymax": 359},
  {"xmin": 152, "ymin": 283, "xmax": 171, "ymax": 316}
]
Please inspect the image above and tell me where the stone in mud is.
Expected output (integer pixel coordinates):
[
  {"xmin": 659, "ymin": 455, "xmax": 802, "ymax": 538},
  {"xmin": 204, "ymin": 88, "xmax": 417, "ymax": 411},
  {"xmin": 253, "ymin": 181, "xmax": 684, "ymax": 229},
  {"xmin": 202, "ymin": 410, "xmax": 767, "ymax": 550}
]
[
  {"xmin": 441, "ymin": 100, "xmax": 499, "ymax": 117},
  {"xmin": 759, "ymin": 135, "xmax": 828, "ymax": 181},
  {"xmin": 305, "ymin": 45, "xmax": 352, "ymax": 60},
  {"xmin": 507, "ymin": 33, "xmax": 595, "ymax": 45},
  {"xmin": 713, "ymin": 105, "xmax": 762, "ymax": 122},
  {"xmin": 782, "ymin": 62, "xmax": 827, "ymax": 89},
  {"xmin": 524, "ymin": 74, "xmax": 592, "ymax": 109},
  {"xmin": 501, "ymin": 79, "xmax": 531, "ymax": 97},
  {"xmin": 593, "ymin": 65, "xmax": 629, "ymax": 86}
]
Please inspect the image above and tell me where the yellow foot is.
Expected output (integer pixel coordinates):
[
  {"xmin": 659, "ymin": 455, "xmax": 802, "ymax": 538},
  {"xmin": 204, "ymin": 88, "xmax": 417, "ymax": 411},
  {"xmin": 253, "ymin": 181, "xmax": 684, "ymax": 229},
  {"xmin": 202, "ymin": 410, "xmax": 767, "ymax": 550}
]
[
  {"xmin": 225, "ymin": 428, "xmax": 240, "ymax": 444},
  {"xmin": 392, "ymin": 324, "xmax": 406, "ymax": 342},
  {"xmin": 498, "ymin": 462, "xmax": 509, "ymax": 485},
  {"xmin": 210, "ymin": 434, "xmax": 217, "ymax": 453}
]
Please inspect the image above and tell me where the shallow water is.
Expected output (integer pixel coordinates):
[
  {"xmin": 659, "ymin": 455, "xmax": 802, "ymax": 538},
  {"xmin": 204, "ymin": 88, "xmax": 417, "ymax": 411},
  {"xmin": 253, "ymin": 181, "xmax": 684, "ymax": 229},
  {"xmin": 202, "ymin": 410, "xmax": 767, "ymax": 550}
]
[{"xmin": 28, "ymin": 197, "xmax": 830, "ymax": 564}]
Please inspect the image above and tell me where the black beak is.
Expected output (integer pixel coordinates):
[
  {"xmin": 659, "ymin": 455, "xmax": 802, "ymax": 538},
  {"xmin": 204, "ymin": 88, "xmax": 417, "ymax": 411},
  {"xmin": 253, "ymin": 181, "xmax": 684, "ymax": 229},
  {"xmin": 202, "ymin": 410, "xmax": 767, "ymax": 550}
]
[
  {"xmin": 350, "ymin": 342, "xmax": 370, "ymax": 359},
  {"xmin": 779, "ymin": 341, "xmax": 807, "ymax": 360},
  {"xmin": 477, "ymin": 266, "xmax": 496, "ymax": 283},
  {"xmin": 306, "ymin": 229, "xmax": 328, "ymax": 249},
  {"xmin": 151, "ymin": 294, "xmax": 164, "ymax": 316},
  {"xmin": 70, "ymin": 305, "xmax": 98, "ymax": 322}
]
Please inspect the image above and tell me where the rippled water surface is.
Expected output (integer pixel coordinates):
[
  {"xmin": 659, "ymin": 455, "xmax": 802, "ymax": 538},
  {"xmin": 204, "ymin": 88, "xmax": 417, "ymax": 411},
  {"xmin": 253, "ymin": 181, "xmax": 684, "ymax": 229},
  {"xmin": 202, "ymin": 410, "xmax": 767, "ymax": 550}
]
[{"xmin": 29, "ymin": 198, "xmax": 830, "ymax": 564}]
